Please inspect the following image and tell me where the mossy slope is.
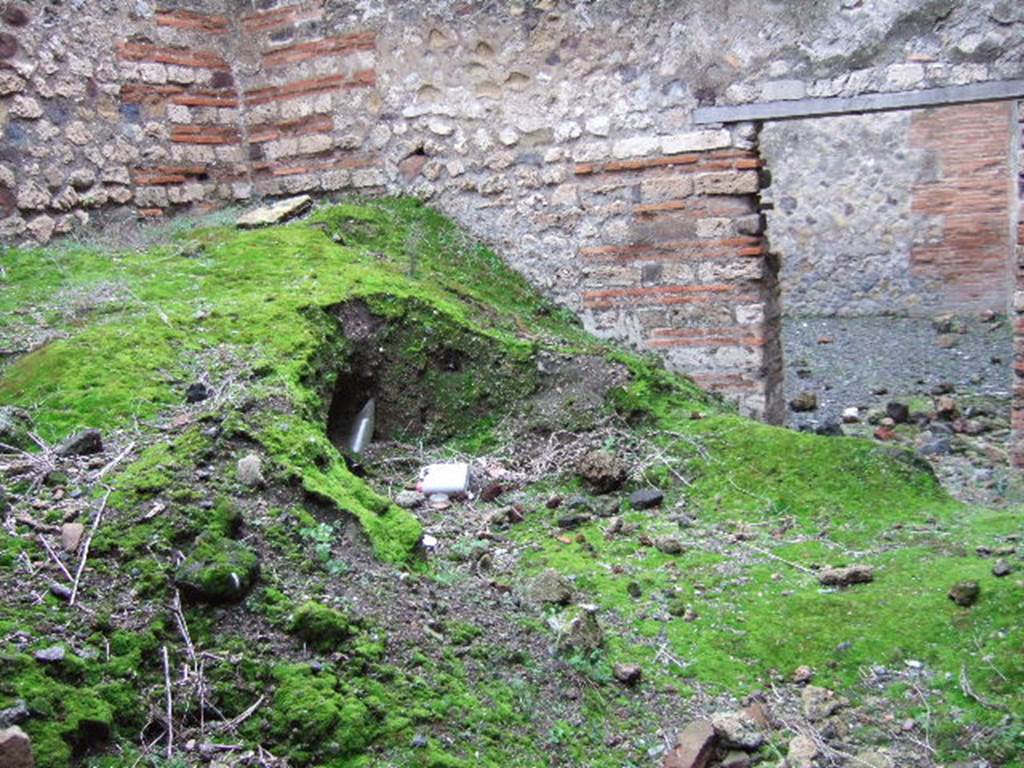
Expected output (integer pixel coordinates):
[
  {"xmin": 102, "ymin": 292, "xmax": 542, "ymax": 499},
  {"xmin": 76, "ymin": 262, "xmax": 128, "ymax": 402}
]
[{"xmin": 1, "ymin": 198, "xmax": 1020, "ymax": 767}]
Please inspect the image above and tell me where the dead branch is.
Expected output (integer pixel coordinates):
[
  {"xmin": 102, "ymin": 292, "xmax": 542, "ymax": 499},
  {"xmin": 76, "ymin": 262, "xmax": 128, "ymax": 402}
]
[
  {"xmin": 37, "ymin": 534, "xmax": 74, "ymax": 582},
  {"xmin": 89, "ymin": 441, "xmax": 136, "ymax": 482},
  {"xmin": 960, "ymin": 664, "xmax": 1007, "ymax": 711},
  {"xmin": 69, "ymin": 488, "xmax": 112, "ymax": 606},
  {"xmin": 162, "ymin": 645, "xmax": 174, "ymax": 759}
]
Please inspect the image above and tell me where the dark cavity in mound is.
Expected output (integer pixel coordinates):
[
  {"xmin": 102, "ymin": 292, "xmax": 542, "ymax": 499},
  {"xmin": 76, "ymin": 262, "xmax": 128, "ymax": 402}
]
[{"xmin": 323, "ymin": 297, "xmax": 538, "ymax": 451}]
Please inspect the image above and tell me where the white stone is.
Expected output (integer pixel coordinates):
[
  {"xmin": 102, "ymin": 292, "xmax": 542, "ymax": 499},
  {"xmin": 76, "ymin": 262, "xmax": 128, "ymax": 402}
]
[
  {"xmin": 427, "ymin": 117, "xmax": 454, "ymax": 136},
  {"xmin": 139, "ymin": 62, "xmax": 168, "ymax": 84},
  {"xmin": 554, "ymin": 120, "xmax": 581, "ymax": 142},
  {"xmin": 842, "ymin": 407, "xmax": 860, "ymax": 423},
  {"xmin": 27, "ymin": 215, "xmax": 56, "ymax": 243},
  {"xmin": 886, "ymin": 63, "xmax": 925, "ymax": 90},
  {"xmin": 759, "ymin": 79, "xmax": 806, "ymax": 101},
  {"xmin": 17, "ymin": 181, "xmax": 50, "ymax": 210},
  {"xmin": 696, "ymin": 217, "xmax": 732, "ymax": 238},
  {"xmin": 498, "ymin": 127, "xmax": 519, "ymax": 146},
  {"xmin": 11, "ymin": 95, "xmax": 42, "ymax": 119},
  {"xmin": 735, "ymin": 304, "xmax": 765, "ymax": 325},
  {"xmin": 612, "ymin": 135, "xmax": 660, "ymax": 159},
  {"xmin": 585, "ymin": 115, "xmax": 610, "ymax": 136},
  {"xmin": 237, "ymin": 195, "xmax": 313, "ymax": 228},
  {"xmin": 352, "ymin": 168, "xmax": 386, "ymax": 187},
  {"xmin": 167, "ymin": 104, "xmax": 191, "ymax": 124},
  {"xmin": 661, "ymin": 129, "xmax": 731, "ymax": 155}
]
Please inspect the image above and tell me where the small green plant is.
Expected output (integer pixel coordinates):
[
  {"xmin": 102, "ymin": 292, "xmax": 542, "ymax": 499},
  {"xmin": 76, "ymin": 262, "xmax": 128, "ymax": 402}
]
[{"xmin": 299, "ymin": 521, "xmax": 349, "ymax": 576}]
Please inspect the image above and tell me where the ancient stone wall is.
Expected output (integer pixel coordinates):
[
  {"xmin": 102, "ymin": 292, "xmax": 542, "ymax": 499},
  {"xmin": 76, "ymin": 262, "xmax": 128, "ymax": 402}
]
[
  {"xmin": 762, "ymin": 102, "xmax": 1016, "ymax": 318},
  {"xmin": 3, "ymin": 0, "xmax": 1024, "ymax": 422}
]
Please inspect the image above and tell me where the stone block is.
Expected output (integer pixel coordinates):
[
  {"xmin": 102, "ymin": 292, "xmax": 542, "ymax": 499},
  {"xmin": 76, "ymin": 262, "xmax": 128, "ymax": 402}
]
[
  {"xmin": 660, "ymin": 129, "xmax": 731, "ymax": 154},
  {"xmin": 694, "ymin": 171, "xmax": 760, "ymax": 195}
]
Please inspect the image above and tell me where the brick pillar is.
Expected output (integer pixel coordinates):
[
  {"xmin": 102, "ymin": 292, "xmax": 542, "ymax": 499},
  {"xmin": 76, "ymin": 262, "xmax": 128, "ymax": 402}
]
[
  {"xmin": 1013, "ymin": 100, "xmax": 1024, "ymax": 471},
  {"xmin": 575, "ymin": 126, "xmax": 782, "ymax": 421}
]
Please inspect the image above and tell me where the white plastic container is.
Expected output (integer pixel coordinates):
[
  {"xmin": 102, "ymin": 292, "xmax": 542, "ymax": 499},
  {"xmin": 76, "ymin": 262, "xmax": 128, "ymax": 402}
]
[{"xmin": 416, "ymin": 462, "xmax": 470, "ymax": 495}]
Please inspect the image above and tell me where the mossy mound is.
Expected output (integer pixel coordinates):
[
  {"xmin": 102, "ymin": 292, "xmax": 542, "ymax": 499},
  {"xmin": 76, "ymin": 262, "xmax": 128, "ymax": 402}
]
[{"xmin": 1, "ymin": 197, "xmax": 1021, "ymax": 767}]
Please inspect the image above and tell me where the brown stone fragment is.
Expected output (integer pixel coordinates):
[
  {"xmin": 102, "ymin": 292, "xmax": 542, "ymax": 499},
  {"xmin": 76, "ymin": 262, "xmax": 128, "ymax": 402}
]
[
  {"xmin": 818, "ymin": 565, "xmax": 874, "ymax": 587},
  {"xmin": 61, "ymin": 523, "xmax": 85, "ymax": 553},
  {"xmin": 0, "ymin": 726, "xmax": 33, "ymax": 768},
  {"xmin": 664, "ymin": 719, "xmax": 717, "ymax": 768}
]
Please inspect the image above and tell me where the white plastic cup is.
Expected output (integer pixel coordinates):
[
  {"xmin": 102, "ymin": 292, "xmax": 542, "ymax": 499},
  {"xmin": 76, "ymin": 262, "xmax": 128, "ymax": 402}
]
[{"xmin": 416, "ymin": 463, "xmax": 470, "ymax": 495}]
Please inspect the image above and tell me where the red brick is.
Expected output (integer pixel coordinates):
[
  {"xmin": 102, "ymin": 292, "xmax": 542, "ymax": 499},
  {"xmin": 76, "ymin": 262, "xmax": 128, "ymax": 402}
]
[
  {"xmin": 170, "ymin": 125, "xmax": 241, "ymax": 145},
  {"xmin": 244, "ymin": 70, "xmax": 375, "ymax": 105},
  {"xmin": 154, "ymin": 9, "xmax": 230, "ymax": 33},
  {"xmin": 247, "ymin": 113, "xmax": 334, "ymax": 144},
  {"xmin": 262, "ymin": 31, "xmax": 376, "ymax": 67},
  {"xmin": 241, "ymin": 1, "xmax": 324, "ymax": 33},
  {"xmin": 117, "ymin": 42, "xmax": 228, "ymax": 70}
]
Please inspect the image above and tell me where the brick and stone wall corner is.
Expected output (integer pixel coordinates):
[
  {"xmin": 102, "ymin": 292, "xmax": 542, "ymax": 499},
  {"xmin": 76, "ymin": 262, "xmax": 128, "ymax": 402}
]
[{"xmin": 1012, "ymin": 100, "xmax": 1024, "ymax": 470}]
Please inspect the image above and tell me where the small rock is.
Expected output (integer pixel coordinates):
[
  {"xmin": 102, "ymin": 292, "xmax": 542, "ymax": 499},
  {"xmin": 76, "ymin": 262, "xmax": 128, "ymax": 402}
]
[
  {"xmin": 55, "ymin": 429, "xmax": 103, "ymax": 456},
  {"xmin": 0, "ymin": 701, "xmax": 29, "ymax": 728},
  {"xmin": 948, "ymin": 580, "xmax": 980, "ymax": 606},
  {"xmin": 557, "ymin": 605, "xmax": 603, "ymax": 654},
  {"xmin": 655, "ymin": 536, "xmax": 685, "ymax": 555},
  {"xmin": 49, "ymin": 583, "xmax": 72, "ymax": 601},
  {"xmin": 185, "ymin": 382, "xmax": 211, "ymax": 403},
  {"xmin": 594, "ymin": 499, "xmax": 620, "ymax": 517},
  {"xmin": 801, "ymin": 685, "xmax": 841, "ymax": 721},
  {"xmin": 785, "ymin": 734, "xmax": 818, "ymax": 768},
  {"xmin": 0, "ymin": 726, "xmax": 33, "ymax": 768},
  {"xmin": 626, "ymin": 581, "xmax": 642, "ymax": 598},
  {"xmin": 61, "ymin": 523, "xmax": 85, "ymax": 553},
  {"xmin": 236, "ymin": 453, "xmax": 265, "ymax": 487},
  {"xmin": 916, "ymin": 430, "xmax": 951, "ymax": 456},
  {"xmin": 545, "ymin": 496, "xmax": 563, "ymax": 509},
  {"xmin": 852, "ymin": 750, "xmax": 893, "ymax": 768},
  {"xmin": 394, "ymin": 490, "xmax": 423, "ymax": 509},
  {"xmin": 814, "ymin": 420, "xmax": 843, "ymax": 437},
  {"xmin": 710, "ymin": 710, "xmax": 764, "ymax": 751},
  {"xmin": 479, "ymin": 482, "xmax": 504, "ymax": 502},
  {"xmin": 664, "ymin": 719, "xmax": 716, "ymax": 768},
  {"xmin": 789, "ymin": 391, "xmax": 817, "ymax": 412},
  {"xmin": 873, "ymin": 426, "xmax": 896, "ymax": 441},
  {"xmin": 992, "ymin": 560, "xmax": 1013, "ymax": 577},
  {"xmin": 630, "ymin": 488, "xmax": 664, "ymax": 509},
  {"xmin": 841, "ymin": 407, "xmax": 860, "ymax": 424},
  {"xmin": 792, "ymin": 665, "xmax": 814, "ymax": 684},
  {"xmin": 530, "ymin": 569, "xmax": 573, "ymax": 605},
  {"xmin": 34, "ymin": 645, "xmax": 65, "ymax": 664},
  {"xmin": 612, "ymin": 663, "xmax": 642, "ymax": 686},
  {"xmin": 721, "ymin": 751, "xmax": 751, "ymax": 768},
  {"xmin": 818, "ymin": 565, "xmax": 873, "ymax": 587},
  {"xmin": 576, "ymin": 450, "xmax": 628, "ymax": 493},
  {"xmin": 936, "ymin": 333, "xmax": 959, "ymax": 349},
  {"xmin": 0, "ymin": 407, "xmax": 33, "ymax": 453},
  {"xmin": 411, "ymin": 733, "xmax": 428, "ymax": 748},
  {"xmin": 885, "ymin": 402, "xmax": 909, "ymax": 424},
  {"xmin": 556, "ymin": 512, "xmax": 590, "ymax": 529},
  {"xmin": 934, "ymin": 395, "xmax": 958, "ymax": 420},
  {"xmin": 236, "ymin": 194, "xmax": 312, "ymax": 228}
]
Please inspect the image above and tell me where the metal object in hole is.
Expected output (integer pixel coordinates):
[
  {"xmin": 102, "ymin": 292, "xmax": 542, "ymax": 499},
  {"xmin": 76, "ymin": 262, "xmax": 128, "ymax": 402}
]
[{"xmin": 346, "ymin": 398, "xmax": 375, "ymax": 454}]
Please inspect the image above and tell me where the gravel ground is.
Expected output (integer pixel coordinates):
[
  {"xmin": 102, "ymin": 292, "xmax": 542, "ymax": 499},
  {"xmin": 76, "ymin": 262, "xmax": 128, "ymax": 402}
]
[
  {"xmin": 782, "ymin": 314, "xmax": 1018, "ymax": 505},
  {"xmin": 782, "ymin": 315, "xmax": 1013, "ymax": 428}
]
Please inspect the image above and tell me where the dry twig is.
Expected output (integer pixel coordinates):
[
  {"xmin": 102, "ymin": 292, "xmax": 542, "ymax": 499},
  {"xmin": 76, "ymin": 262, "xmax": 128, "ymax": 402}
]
[{"xmin": 69, "ymin": 488, "xmax": 112, "ymax": 606}]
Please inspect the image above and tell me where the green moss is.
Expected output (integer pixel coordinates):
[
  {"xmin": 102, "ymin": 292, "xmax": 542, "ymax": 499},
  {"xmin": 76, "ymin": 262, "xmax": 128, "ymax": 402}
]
[
  {"xmin": 290, "ymin": 601, "xmax": 358, "ymax": 651},
  {"xmin": 175, "ymin": 533, "xmax": 259, "ymax": 603},
  {"xmin": 267, "ymin": 664, "xmax": 374, "ymax": 765}
]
